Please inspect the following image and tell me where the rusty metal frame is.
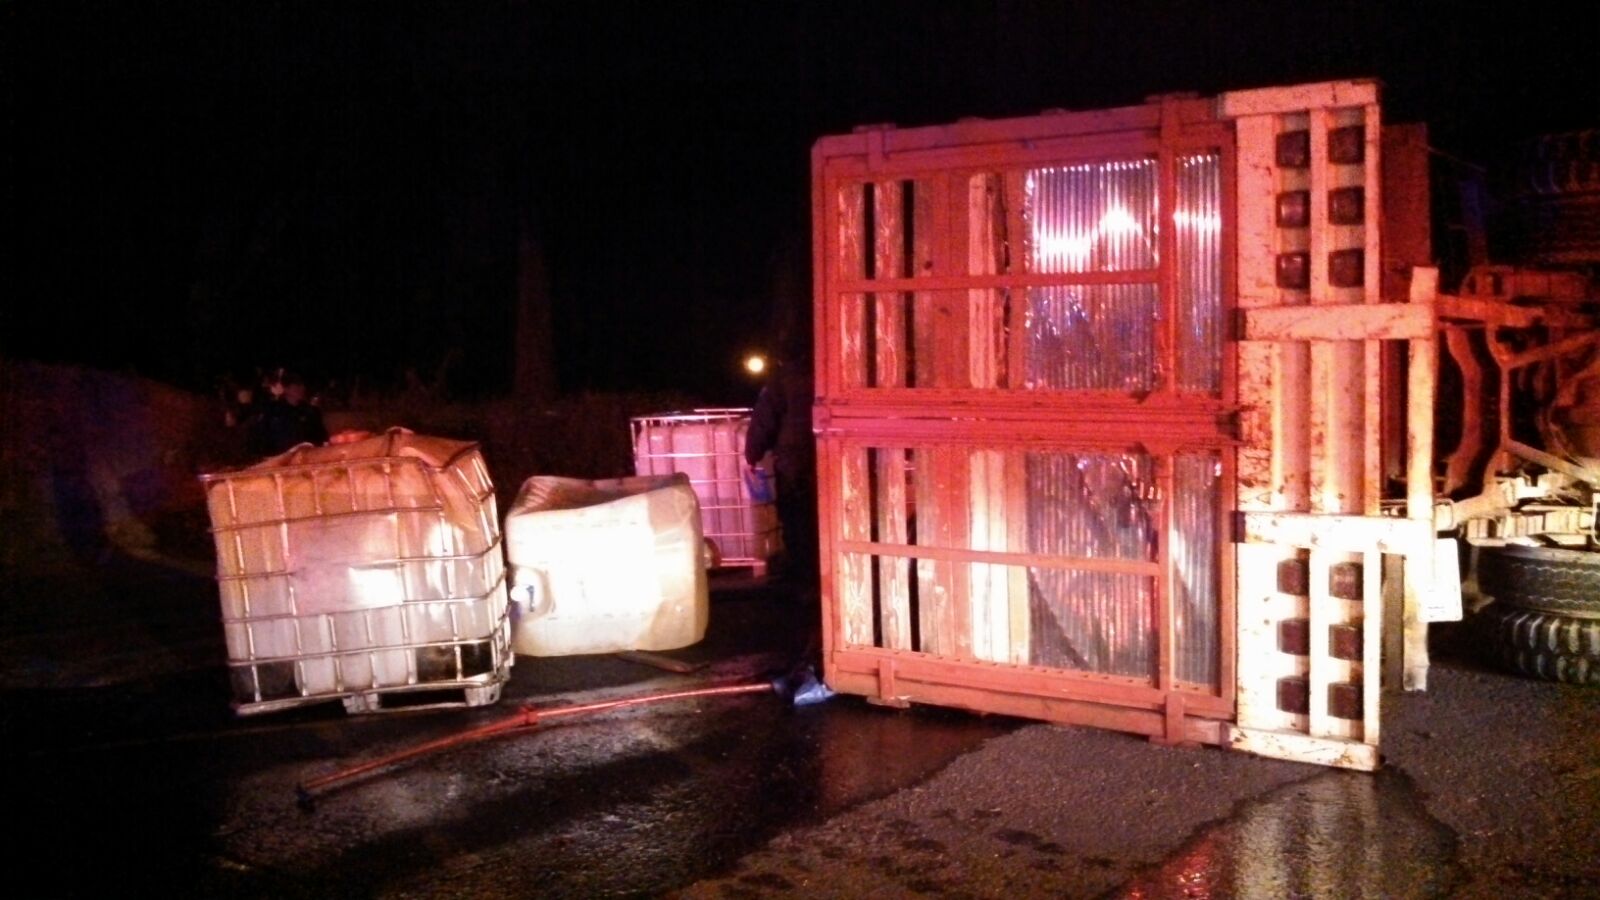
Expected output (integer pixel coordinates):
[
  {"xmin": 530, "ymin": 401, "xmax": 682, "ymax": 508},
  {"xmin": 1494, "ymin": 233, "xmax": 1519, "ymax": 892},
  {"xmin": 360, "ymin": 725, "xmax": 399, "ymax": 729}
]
[{"xmin": 813, "ymin": 96, "xmax": 1237, "ymax": 746}]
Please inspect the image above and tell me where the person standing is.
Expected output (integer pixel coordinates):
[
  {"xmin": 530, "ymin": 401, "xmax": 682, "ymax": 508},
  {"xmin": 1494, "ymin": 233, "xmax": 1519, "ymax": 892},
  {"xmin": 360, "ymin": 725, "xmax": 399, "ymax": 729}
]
[
  {"xmin": 250, "ymin": 371, "xmax": 328, "ymax": 456},
  {"xmin": 744, "ymin": 351, "xmax": 816, "ymax": 584}
]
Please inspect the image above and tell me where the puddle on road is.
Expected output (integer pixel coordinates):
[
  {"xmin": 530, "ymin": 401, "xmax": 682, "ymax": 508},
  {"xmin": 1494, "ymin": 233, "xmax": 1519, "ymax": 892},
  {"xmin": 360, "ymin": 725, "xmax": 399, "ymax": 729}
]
[
  {"xmin": 203, "ymin": 693, "xmax": 1017, "ymax": 897},
  {"xmin": 488, "ymin": 697, "xmax": 1019, "ymax": 893},
  {"xmin": 1116, "ymin": 769, "xmax": 1463, "ymax": 899}
]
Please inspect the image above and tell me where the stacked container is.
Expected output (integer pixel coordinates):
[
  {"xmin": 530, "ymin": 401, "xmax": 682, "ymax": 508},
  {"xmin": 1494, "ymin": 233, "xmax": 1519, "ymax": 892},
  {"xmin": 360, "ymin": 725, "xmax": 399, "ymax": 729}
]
[
  {"xmin": 631, "ymin": 409, "xmax": 781, "ymax": 573},
  {"xmin": 201, "ymin": 429, "xmax": 512, "ymax": 715}
]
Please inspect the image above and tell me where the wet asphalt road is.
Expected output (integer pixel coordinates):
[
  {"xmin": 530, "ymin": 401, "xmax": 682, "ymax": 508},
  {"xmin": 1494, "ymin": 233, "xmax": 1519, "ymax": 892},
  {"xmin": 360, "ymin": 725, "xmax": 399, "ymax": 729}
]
[
  {"xmin": 681, "ymin": 621, "xmax": 1599, "ymax": 900},
  {"xmin": 1, "ymin": 563, "xmax": 1013, "ymax": 897},
  {"xmin": 2, "ymin": 556, "xmax": 1596, "ymax": 898}
]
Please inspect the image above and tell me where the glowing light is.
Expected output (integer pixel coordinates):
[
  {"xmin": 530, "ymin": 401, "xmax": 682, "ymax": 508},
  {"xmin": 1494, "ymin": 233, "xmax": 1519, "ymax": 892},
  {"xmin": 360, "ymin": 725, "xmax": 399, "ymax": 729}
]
[
  {"xmin": 1033, "ymin": 207, "xmax": 1147, "ymax": 266},
  {"xmin": 1037, "ymin": 231, "xmax": 1093, "ymax": 261},
  {"xmin": 1099, "ymin": 206, "xmax": 1141, "ymax": 235},
  {"xmin": 743, "ymin": 354, "xmax": 768, "ymax": 376},
  {"xmin": 1173, "ymin": 209, "xmax": 1222, "ymax": 233}
]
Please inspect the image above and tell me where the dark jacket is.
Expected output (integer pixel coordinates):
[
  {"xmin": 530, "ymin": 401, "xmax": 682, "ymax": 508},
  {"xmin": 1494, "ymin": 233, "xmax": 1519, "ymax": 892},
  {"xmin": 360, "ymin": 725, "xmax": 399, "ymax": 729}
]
[
  {"xmin": 250, "ymin": 399, "xmax": 328, "ymax": 457},
  {"xmin": 744, "ymin": 361, "xmax": 815, "ymax": 485}
]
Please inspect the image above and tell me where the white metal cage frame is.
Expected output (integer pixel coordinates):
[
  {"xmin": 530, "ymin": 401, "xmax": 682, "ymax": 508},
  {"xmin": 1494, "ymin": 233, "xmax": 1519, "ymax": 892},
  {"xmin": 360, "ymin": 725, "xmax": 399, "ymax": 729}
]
[
  {"xmin": 201, "ymin": 432, "xmax": 512, "ymax": 715},
  {"xmin": 631, "ymin": 408, "xmax": 781, "ymax": 573}
]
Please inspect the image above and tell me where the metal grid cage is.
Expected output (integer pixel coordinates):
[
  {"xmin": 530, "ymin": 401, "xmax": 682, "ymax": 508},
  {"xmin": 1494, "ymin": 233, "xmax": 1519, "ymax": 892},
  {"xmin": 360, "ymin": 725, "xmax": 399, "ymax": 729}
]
[
  {"xmin": 631, "ymin": 409, "xmax": 780, "ymax": 572},
  {"xmin": 200, "ymin": 429, "xmax": 512, "ymax": 715}
]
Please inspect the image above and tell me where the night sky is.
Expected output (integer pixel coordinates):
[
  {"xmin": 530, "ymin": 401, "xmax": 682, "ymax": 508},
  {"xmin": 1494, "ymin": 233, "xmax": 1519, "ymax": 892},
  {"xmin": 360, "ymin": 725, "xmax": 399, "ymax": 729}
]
[{"xmin": 6, "ymin": 1, "xmax": 1595, "ymax": 400}]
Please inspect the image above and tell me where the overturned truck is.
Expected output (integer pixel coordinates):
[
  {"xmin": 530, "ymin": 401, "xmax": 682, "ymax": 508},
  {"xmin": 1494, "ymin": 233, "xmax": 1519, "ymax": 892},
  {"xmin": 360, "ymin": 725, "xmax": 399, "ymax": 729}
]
[{"xmin": 809, "ymin": 79, "xmax": 1597, "ymax": 770}]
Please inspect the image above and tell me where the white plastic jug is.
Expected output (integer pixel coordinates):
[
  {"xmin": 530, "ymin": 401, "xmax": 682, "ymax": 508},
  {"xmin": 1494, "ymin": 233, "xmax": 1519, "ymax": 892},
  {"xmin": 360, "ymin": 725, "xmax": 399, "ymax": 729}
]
[{"xmin": 504, "ymin": 474, "xmax": 709, "ymax": 656}]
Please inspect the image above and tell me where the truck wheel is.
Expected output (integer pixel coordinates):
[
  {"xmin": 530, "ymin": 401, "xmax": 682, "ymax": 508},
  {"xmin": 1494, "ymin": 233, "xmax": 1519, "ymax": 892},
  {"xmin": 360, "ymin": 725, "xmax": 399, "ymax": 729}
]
[
  {"xmin": 1481, "ymin": 605, "xmax": 1600, "ymax": 685},
  {"xmin": 1476, "ymin": 544, "xmax": 1600, "ymax": 618}
]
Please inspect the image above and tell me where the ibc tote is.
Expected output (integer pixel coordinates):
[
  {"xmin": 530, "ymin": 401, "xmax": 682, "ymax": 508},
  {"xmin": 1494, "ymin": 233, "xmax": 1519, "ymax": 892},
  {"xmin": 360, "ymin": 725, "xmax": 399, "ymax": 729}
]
[
  {"xmin": 503, "ymin": 473, "xmax": 709, "ymax": 656},
  {"xmin": 630, "ymin": 409, "xmax": 781, "ymax": 573},
  {"xmin": 200, "ymin": 428, "xmax": 512, "ymax": 715}
]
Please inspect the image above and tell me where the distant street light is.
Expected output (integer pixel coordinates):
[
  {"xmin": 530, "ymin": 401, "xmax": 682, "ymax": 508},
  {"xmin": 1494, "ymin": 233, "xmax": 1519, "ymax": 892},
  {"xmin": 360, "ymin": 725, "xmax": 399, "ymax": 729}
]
[{"xmin": 744, "ymin": 353, "xmax": 768, "ymax": 376}]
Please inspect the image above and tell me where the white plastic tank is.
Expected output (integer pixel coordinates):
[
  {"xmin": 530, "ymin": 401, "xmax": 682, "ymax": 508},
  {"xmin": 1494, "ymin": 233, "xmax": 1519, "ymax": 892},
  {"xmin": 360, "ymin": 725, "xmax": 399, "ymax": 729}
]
[
  {"xmin": 631, "ymin": 409, "xmax": 780, "ymax": 571},
  {"xmin": 201, "ymin": 429, "xmax": 511, "ymax": 714},
  {"xmin": 504, "ymin": 474, "xmax": 708, "ymax": 656}
]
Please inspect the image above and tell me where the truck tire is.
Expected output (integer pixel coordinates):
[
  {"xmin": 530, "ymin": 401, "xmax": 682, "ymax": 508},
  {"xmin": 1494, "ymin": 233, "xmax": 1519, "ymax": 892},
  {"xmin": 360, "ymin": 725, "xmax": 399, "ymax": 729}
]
[
  {"xmin": 1476, "ymin": 544, "xmax": 1600, "ymax": 618},
  {"xmin": 1481, "ymin": 605, "xmax": 1600, "ymax": 685}
]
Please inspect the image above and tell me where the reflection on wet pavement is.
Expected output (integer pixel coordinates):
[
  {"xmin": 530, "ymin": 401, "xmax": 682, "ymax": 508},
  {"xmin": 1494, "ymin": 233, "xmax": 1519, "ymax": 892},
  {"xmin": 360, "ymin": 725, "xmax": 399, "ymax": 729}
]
[
  {"xmin": 2, "ymin": 563, "xmax": 1019, "ymax": 897},
  {"xmin": 1117, "ymin": 769, "xmax": 1463, "ymax": 899},
  {"xmin": 232, "ymin": 695, "xmax": 1014, "ymax": 896}
]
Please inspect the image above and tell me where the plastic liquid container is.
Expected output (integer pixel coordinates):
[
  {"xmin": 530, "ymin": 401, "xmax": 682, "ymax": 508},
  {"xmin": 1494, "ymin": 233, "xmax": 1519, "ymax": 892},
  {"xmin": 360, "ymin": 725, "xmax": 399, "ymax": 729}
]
[
  {"xmin": 504, "ymin": 474, "xmax": 708, "ymax": 656},
  {"xmin": 201, "ymin": 429, "xmax": 511, "ymax": 714},
  {"xmin": 631, "ymin": 410, "xmax": 780, "ymax": 569}
]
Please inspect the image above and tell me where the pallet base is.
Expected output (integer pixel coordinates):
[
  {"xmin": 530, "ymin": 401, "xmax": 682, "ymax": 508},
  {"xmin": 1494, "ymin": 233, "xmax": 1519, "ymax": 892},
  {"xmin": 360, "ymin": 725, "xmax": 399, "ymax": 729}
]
[
  {"xmin": 234, "ymin": 679, "xmax": 507, "ymax": 717},
  {"xmin": 716, "ymin": 558, "xmax": 770, "ymax": 578},
  {"xmin": 342, "ymin": 681, "xmax": 504, "ymax": 714}
]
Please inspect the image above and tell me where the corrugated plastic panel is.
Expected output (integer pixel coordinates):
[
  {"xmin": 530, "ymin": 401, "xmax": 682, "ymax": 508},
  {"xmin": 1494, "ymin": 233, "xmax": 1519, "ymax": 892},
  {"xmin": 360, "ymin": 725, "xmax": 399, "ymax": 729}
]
[
  {"xmin": 1173, "ymin": 452, "xmax": 1222, "ymax": 688},
  {"xmin": 1023, "ymin": 284, "xmax": 1159, "ymax": 390},
  {"xmin": 1025, "ymin": 451, "xmax": 1158, "ymax": 678},
  {"xmin": 1026, "ymin": 159, "xmax": 1160, "ymax": 273},
  {"xmin": 1176, "ymin": 152, "xmax": 1224, "ymax": 392}
]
